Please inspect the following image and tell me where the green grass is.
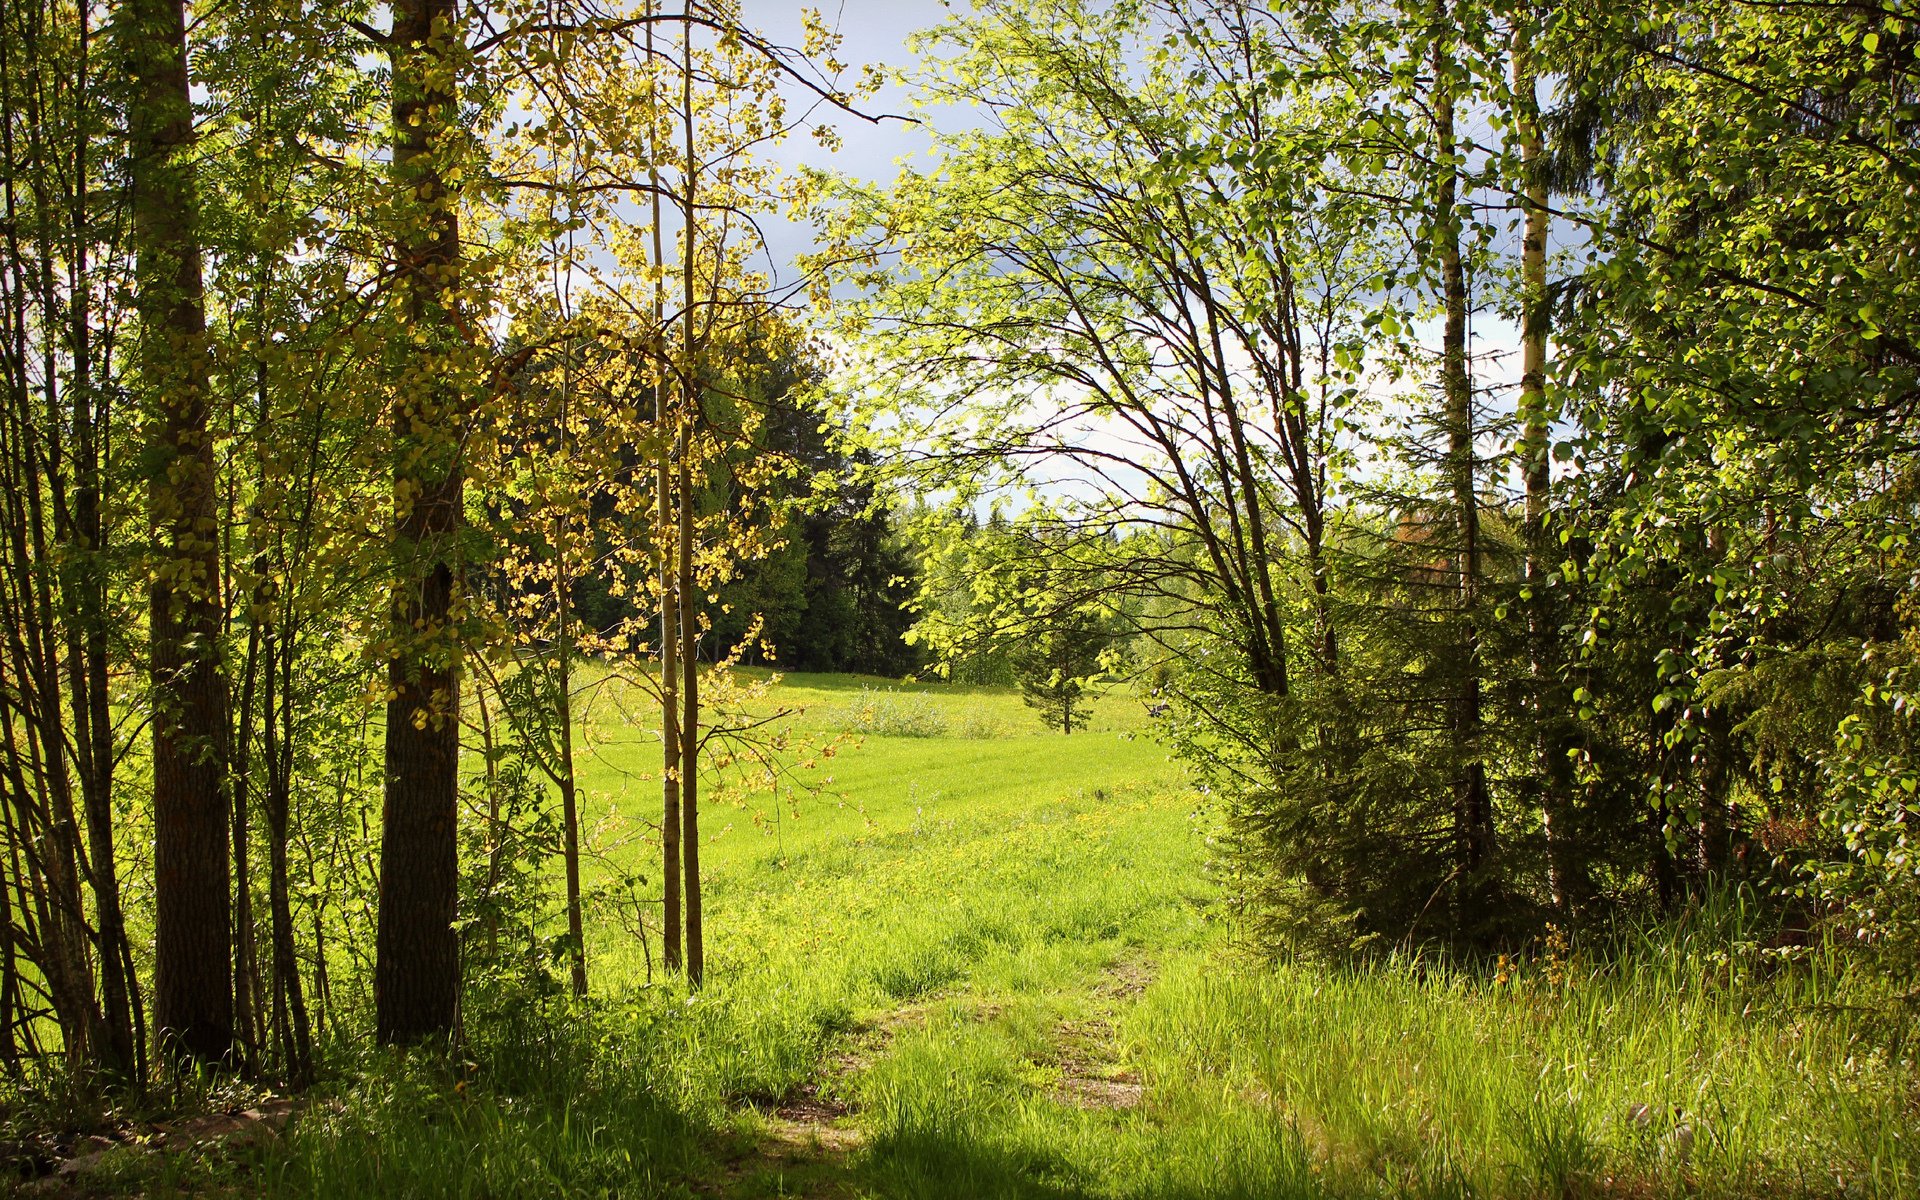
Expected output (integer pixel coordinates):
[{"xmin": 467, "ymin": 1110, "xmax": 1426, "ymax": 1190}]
[{"xmin": 64, "ymin": 673, "xmax": 1917, "ymax": 1198}]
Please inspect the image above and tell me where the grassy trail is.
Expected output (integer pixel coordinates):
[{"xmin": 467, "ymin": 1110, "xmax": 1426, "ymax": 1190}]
[
  {"xmin": 630, "ymin": 677, "xmax": 1916, "ymax": 1200},
  {"xmin": 216, "ymin": 675, "xmax": 1918, "ymax": 1198},
  {"xmin": 717, "ymin": 952, "xmax": 1165, "ymax": 1199}
]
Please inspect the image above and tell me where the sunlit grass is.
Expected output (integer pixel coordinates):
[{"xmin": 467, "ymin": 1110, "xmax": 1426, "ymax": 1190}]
[{"xmin": 218, "ymin": 674, "xmax": 1919, "ymax": 1199}]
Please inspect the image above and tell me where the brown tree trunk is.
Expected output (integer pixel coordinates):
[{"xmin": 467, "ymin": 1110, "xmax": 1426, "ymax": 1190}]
[
  {"xmin": 232, "ymin": 622, "xmax": 261, "ymax": 1076},
  {"xmin": 265, "ymin": 628, "xmax": 312, "ymax": 1084},
  {"xmin": 648, "ymin": 5, "xmax": 681, "ymax": 975},
  {"xmin": 126, "ymin": 0, "xmax": 234, "ymax": 1067},
  {"xmin": 555, "ymin": 369, "xmax": 587, "ymax": 1000},
  {"xmin": 1435, "ymin": 22, "xmax": 1492, "ymax": 895},
  {"xmin": 677, "ymin": 14, "xmax": 702, "ymax": 987},
  {"xmin": 375, "ymin": 0, "xmax": 465, "ymax": 1046},
  {"xmin": 678, "ymin": 430, "xmax": 702, "ymax": 987}
]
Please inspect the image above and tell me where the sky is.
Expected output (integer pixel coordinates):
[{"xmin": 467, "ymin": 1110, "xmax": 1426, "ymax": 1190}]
[{"xmin": 737, "ymin": 0, "xmax": 960, "ymax": 280}]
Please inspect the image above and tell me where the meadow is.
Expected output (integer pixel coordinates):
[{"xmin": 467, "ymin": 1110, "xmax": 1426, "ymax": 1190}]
[{"xmin": 56, "ymin": 675, "xmax": 1918, "ymax": 1198}]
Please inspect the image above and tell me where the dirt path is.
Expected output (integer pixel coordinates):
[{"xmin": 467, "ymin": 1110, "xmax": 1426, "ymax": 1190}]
[{"xmin": 713, "ymin": 959, "xmax": 1155, "ymax": 1199}]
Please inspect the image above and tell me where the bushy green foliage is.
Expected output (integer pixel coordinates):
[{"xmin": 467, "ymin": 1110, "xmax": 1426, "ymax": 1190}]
[
  {"xmin": 832, "ymin": 0, "xmax": 1920, "ymax": 970},
  {"xmin": 1550, "ymin": 0, "xmax": 1920, "ymax": 960}
]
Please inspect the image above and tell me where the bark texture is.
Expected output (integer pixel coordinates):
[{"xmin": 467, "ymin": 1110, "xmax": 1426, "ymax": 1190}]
[
  {"xmin": 375, "ymin": 0, "xmax": 465, "ymax": 1045},
  {"xmin": 127, "ymin": 0, "xmax": 234, "ymax": 1067}
]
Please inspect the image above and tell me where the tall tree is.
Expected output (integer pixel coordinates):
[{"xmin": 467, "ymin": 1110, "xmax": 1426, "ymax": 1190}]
[
  {"xmin": 1507, "ymin": 6, "xmax": 1575, "ymax": 909},
  {"xmin": 375, "ymin": 0, "xmax": 467, "ymax": 1045},
  {"xmin": 675, "ymin": 12, "xmax": 704, "ymax": 988},
  {"xmin": 650, "ymin": 5, "xmax": 681, "ymax": 978},
  {"xmin": 1431, "ymin": 0, "xmax": 1493, "ymax": 894},
  {"xmin": 125, "ymin": 0, "xmax": 233, "ymax": 1067}
]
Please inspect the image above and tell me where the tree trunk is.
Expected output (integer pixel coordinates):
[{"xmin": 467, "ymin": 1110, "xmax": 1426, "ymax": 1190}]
[
  {"xmin": 556, "ymin": 364, "xmax": 587, "ymax": 1001},
  {"xmin": 265, "ymin": 627, "xmax": 312, "ymax": 1084},
  {"xmin": 375, "ymin": 0, "xmax": 465, "ymax": 1046},
  {"xmin": 648, "ymin": 5, "xmax": 681, "ymax": 976},
  {"xmin": 232, "ymin": 622, "xmax": 261, "ymax": 1076},
  {"xmin": 1435, "ymin": 20, "xmax": 1492, "ymax": 897},
  {"xmin": 1511, "ymin": 15, "xmax": 1574, "ymax": 911},
  {"xmin": 678, "ymin": 431, "xmax": 702, "ymax": 987},
  {"xmin": 126, "ymin": 0, "xmax": 234, "ymax": 1067},
  {"xmin": 677, "ymin": 14, "xmax": 703, "ymax": 988}
]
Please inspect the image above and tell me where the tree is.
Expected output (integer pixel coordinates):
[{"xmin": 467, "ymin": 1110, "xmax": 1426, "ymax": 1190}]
[
  {"xmin": 1011, "ymin": 607, "xmax": 1111, "ymax": 735},
  {"xmin": 124, "ymin": 0, "xmax": 234, "ymax": 1067},
  {"xmin": 374, "ymin": 0, "xmax": 471, "ymax": 1046},
  {"xmin": 830, "ymin": 0, "xmax": 1385, "ymax": 936}
]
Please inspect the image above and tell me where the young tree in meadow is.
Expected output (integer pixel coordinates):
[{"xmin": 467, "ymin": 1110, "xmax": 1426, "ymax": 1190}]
[
  {"xmin": 654, "ymin": 1, "xmax": 879, "ymax": 985},
  {"xmin": 475, "ymin": 0, "xmax": 874, "ymax": 990},
  {"xmin": 1011, "ymin": 608, "xmax": 1112, "ymax": 736}
]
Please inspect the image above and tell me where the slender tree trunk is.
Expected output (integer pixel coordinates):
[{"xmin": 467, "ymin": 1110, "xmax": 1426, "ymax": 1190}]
[
  {"xmin": 265, "ymin": 626, "xmax": 311, "ymax": 1084},
  {"xmin": 0, "ymin": 844, "xmax": 17, "ymax": 1076},
  {"xmin": 649, "ymin": 6, "xmax": 681, "ymax": 975},
  {"xmin": 232, "ymin": 624, "xmax": 261, "ymax": 1075},
  {"xmin": 556, "ymin": 359, "xmax": 587, "ymax": 1000},
  {"xmin": 126, "ymin": 0, "xmax": 234, "ymax": 1067},
  {"xmin": 679, "ymin": 436, "xmax": 701, "ymax": 986},
  {"xmin": 1435, "ymin": 20, "xmax": 1492, "ymax": 895},
  {"xmin": 376, "ymin": 0, "xmax": 465, "ymax": 1045},
  {"xmin": 556, "ymin": 668, "xmax": 586, "ymax": 998},
  {"xmin": 678, "ymin": 17, "xmax": 704, "ymax": 988},
  {"xmin": 1511, "ymin": 16, "xmax": 1574, "ymax": 912}
]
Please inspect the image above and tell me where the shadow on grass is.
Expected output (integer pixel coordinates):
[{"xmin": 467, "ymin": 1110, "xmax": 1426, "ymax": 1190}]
[
  {"xmin": 840, "ymin": 1127, "xmax": 1341, "ymax": 1200},
  {"xmin": 846, "ymin": 1129, "xmax": 1092, "ymax": 1200}
]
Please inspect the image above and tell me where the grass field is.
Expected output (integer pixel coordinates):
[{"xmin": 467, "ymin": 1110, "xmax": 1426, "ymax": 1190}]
[{"xmin": 71, "ymin": 673, "xmax": 1916, "ymax": 1198}]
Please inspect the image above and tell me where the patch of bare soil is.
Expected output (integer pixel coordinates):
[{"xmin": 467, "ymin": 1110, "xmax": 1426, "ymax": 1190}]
[
  {"xmin": 9, "ymin": 1097, "xmax": 303, "ymax": 1196},
  {"xmin": 1096, "ymin": 958, "xmax": 1154, "ymax": 1002},
  {"xmin": 764, "ymin": 1083, "xmax": 862, "ymax": 1155},
  {"xmin": 1053, "ymin": 1070, "xmax": 1144, "ymax": 1111},
  {"xmin": 1047, "ymin": 958, "xmax": 1155, "ymax": 1112}
]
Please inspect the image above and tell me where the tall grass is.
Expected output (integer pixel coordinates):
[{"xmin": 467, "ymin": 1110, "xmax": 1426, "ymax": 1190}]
[
  {"xmin": 830, "ymin": 685, "xmax": 1012, "ymax": 739},
  {"xmin": 852, "ymin": 903, "xmax": 1917, "ymax": 1199},
  {"xmin": 55, "ymin": 679, "xmax": 1914, "ymax": 1198}
]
